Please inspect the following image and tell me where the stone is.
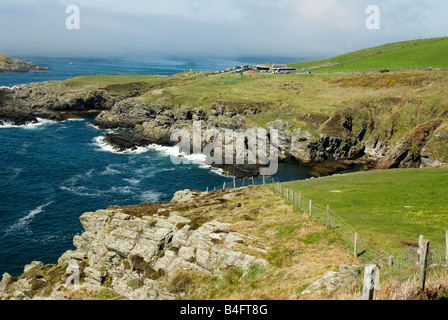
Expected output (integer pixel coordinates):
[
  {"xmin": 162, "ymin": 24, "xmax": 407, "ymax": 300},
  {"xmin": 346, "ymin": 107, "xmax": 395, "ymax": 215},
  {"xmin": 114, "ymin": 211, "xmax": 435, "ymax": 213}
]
[
  {"xmin": 84, "ymin": 267, "xmax": 105, "ymax": 286},
  {"xmin": 23, "ymin": 261, "xmax": 44, "ymax": 273},
  {"xmin": 0, "ymin": 273, "xmax": 12, "ymax": 294},
  {"xmin": 105, "ymin": 235, "xmax": 135, "ymax": 258},
  {"xmin": 1, "ymin": 203, "xmax": 269, "ymax": 300},
  {"xmin": 171, "ymin": 189, "xmax": 196, "ymax": 203},
  {"xmin": 302, "ymin": 265, "xmax": 360, "ymax": 295},
  {"xmin": 178, "ymin": 247, "xmax": 196, "ymax": 261}
]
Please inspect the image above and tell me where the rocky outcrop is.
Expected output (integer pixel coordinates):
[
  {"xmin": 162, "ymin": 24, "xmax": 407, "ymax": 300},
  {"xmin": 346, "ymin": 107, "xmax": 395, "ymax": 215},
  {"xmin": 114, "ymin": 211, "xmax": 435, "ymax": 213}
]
[
  {"xmin": 301, "ymin": 265, "xmax": 361, "ymax": 295},
  {"xmin": 0, "ymin": 83, "xmax": 133, "ymax": 125},
  {"xmin": 93, "ymin": 99, "xmax": 447, "ymax": 176},
  {"xmin": 0, "ymin": 54, "xmax": 50, "ymax": 73},
  {"xmin": 0, "ymin": 189, "xmax": 267, "ymax": 300},
  {"xmin": 1, "ymin": 75, "xmax": 445, "ymax": 175},
  {"xmin": 377, "ymin": 120, "xmax": 444, "ymax": 169}
]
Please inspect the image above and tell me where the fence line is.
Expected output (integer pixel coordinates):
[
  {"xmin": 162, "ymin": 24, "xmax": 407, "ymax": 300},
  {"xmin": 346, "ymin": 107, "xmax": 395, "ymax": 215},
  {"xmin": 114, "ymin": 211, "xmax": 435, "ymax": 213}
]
[{"xmin": 204, "ymin": 175, "xmax": 448, "ymax": 300}]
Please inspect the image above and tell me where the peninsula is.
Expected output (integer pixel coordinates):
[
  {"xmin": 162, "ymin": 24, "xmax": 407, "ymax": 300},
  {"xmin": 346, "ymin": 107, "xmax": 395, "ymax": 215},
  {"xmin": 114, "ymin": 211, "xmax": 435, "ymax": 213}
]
[{"xmin": 0, "ymin": 53, "xmax": 50, "ymax": 73}]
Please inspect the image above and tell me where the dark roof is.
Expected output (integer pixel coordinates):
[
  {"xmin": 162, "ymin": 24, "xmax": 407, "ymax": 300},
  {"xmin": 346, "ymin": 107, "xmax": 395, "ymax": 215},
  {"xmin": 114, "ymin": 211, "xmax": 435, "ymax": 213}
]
[{"xmin": 272, "ymin": 64, "xmax": 287, "ymax": 69}]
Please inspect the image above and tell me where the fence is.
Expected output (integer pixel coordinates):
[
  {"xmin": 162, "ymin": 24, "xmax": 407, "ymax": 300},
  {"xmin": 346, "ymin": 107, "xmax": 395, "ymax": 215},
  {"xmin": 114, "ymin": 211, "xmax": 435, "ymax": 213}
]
[{"xmin": 204, "ymin": 176, "xmax": 448, "ymax": 300}]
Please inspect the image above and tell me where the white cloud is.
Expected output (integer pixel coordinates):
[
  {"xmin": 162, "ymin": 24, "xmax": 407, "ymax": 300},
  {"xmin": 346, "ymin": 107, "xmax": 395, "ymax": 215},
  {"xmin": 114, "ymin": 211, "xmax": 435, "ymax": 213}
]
[{"xmin": 0, "ymin": 0, "xmax": 446, "ymax": 58}]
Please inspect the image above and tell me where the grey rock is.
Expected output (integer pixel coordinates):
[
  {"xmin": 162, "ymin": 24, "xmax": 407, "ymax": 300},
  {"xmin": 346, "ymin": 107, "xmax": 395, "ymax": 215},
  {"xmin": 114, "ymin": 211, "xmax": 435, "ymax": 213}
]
[
  {"xmin": 0, "ymin": 273, "xmax": 12, "ymax": 294},
  {"xmin": 84, "ymin": 267, "xmax": 106, "ymax": 286},
  {"xmin": 23, "ymin": 261, "xmax": 44, "ymax": 274},
  {"xmin": 171, "ymin": 189, "xmax": 197, "ymax": 203}
]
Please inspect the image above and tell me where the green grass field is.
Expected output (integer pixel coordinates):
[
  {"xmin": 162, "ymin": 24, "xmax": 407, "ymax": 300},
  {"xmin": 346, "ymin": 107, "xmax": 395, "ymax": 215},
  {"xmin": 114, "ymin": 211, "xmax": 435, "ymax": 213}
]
[
  {"xmin": 281, "ymin": 168, "xmax": 448, "ymax": 253},
  {"xmin": 288, "ymin": 37, "xmax": 448, "ymax": 72}
]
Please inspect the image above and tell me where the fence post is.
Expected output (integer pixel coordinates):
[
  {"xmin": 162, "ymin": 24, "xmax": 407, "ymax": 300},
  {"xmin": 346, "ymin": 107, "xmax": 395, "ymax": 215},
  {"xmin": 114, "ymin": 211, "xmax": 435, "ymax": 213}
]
[
  {"xmin": 263, "ymin": 175, "xmax": 266, "ymax": 185},
  {"xmin": 243, "ymin": 177, "xmax": 245, "ymax": 187},
  {"xmin": 223, "ymin": 182, "xmax": 226, "ymax": 190},
  {"xmin": 388, "ymin": 255, "xmax": 395, "ymax": 267},
  {"xmin": 287, "ymin": 188, "xmax": 289, "ymax": 201},
  {"xmin": 206, "ymin": 187, "xmax": 209, "ymax": 193},
  {"xmin": 252, "ymin": 176, "xmax": 255, "ymax": 186},
  {"xmin": 446, "ymin": 230, "xmax": 448, "ymax": 266},
  {"xmin": 419, "ymin": 240, "xmax": 430, "ymax": 293},
  {"xmin": 361, "ymin": 265, "xmax": 377, "ymax": 300},
  {"xmin": 298, "ymin": 192, "xmax": 301, "ymax": 210},
  {"xmin": 309, "ymin": 200, "xmax": 312, "ymax": 216},
  {"xmin": 418, "ymin": 235, "xmax": 424, "ymax": 264},
  {"xmin": 354, "ymin": 233, "xmax": 359, "ymax": 257},
  {"xmin": 327, "ymin": 205, "xmax": 331, "ymax": 228},
  {"xmin": 291, "ymin": 190, "xmax": 294, "ymax": 206},
  {"xmin": 233, "ymin": 177, "xmax": 236, "ymax": 189}
]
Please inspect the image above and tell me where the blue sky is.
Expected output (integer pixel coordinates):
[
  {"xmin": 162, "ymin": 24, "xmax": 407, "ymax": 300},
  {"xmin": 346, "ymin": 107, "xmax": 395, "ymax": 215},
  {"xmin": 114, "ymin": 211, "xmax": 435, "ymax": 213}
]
[{"xmin": 0, "ymin": 0, "xmax": 447, "ymax": 59}]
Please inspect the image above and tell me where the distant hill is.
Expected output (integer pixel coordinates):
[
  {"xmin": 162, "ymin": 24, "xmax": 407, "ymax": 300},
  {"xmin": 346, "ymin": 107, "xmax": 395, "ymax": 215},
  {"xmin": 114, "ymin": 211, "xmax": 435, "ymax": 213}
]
[
  {"xmin": 0, "ymin": 53, "xmax": 50, "ymax": 73},
  {"xmin": 288, "ymin": 37, "xmax": 448, "ymax": 72}
]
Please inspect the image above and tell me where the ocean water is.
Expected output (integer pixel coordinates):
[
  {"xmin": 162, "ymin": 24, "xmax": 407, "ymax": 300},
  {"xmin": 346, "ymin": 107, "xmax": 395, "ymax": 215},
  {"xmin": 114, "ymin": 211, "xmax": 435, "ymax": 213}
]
[
  {"xmin": 0, "ymin": 57, "xmax": 314, "ymax": 276},
  {"xmin": 0, "ymin": 55, "xmax": 295, "ymax": 87}
]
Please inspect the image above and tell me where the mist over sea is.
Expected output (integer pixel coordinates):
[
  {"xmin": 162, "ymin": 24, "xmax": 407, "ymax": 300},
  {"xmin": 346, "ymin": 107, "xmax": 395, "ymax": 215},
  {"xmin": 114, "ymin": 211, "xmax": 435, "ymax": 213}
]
[{"xmin": 0, "ymin": 56, "xmax": 314, "ymax": 276}]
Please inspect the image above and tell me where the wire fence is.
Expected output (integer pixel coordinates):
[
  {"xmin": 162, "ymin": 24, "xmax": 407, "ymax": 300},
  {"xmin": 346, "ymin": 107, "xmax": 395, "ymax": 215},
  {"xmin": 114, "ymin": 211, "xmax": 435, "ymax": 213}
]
[{"xmin": 204, "ymin": 176, "xmax": 448, "ymax": 300}]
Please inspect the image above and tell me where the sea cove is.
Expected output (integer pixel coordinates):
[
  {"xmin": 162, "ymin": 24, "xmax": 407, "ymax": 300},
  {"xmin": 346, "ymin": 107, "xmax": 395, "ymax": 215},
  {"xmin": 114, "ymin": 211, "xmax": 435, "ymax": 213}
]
[{"xmin": 0, "ymin": 104, "xmax": 314, "ymax": 277}]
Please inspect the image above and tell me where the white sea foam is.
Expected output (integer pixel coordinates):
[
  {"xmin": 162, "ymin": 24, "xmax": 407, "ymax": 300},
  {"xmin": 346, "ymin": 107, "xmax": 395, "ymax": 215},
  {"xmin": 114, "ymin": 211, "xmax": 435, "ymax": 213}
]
[
  {"xmin": 147, "ymin": 144, "xmax": 208, "ymax": 165},
  {"xmin": 0, "ymin": 85, "xmax": 22, "ymax": 90},
  {"xmin": 7, "ymin": 201, "xmax": 55, "ymax": 233},
  {"xmin": 140, "ymin": 190, "xmax": 162, "ymax": 203},
  {"xmin": 64, "ymin": 118, "xmax": 86, "ymax": 122},
  {"xmin": 59, "ymin": 170, "xmax": 100, "ymax": 197},
  {"xmin": 108, "ymin": 186, "xmax": 133, "ymax": 195},
  {"xmin": 0, "ymin": 117, "xmax": 57, "ymax": 129},
  {"xmin": 92, "ymin": 136, "xmax": 152, "ymax": 155},
  {"xmin": 123, "ymin": 178, "xmax": 141, "ymax": 186},
  {"xmin": 92, "ymin": 136, "xmax": 226, "ymax": 176},
  {"xmin": 101, "ymin": 164, "xmax": 121, "ymax": 175}
]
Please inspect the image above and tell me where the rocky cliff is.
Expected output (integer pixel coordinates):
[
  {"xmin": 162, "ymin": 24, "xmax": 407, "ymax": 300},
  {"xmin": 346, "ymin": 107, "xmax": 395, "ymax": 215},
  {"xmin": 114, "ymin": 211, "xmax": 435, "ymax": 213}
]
[
  {"xmin": 92, "ymin": 97, "xmax": 448, "ymax": 176},
  {"xmin": 0, "ymin": 189, "xmax": 269, "ymax": 300},
  {"xmin": 1, "ymin": 74, "xmax": 446, "ymax": 176}
]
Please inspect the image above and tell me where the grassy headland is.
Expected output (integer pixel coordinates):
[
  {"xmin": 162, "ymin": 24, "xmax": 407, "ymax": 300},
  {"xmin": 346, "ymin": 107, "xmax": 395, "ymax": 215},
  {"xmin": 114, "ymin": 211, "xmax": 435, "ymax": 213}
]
[
  {"xmin": 0, "ymin": 53, "xmax": 50, "ymax": 72},
  {"xmin": 288, "ymin": 37, "xmax": 448, "ymax": 72},
  {"xmin": 61, "ymin": 70, "xmax": 448, "ymax": 139}
]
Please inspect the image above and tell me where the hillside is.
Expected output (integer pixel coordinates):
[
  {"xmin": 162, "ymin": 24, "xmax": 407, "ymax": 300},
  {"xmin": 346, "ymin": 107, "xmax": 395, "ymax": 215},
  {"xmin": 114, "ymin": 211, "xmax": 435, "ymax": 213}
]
[
  {"xmin": 1, "ymin": 38, "xmax": 448, "ymax": 176},
  {"xmin": 0, "ymin": 53, "xmax": 50, "ymax": 73},
  {"xmin": 288, "ymin": 37, "xmax": 448, "ymax": 72}
]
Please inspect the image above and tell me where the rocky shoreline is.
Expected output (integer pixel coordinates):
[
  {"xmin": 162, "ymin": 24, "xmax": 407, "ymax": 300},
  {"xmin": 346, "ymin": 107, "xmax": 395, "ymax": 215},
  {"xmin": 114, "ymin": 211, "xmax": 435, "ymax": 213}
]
[
  {"xmin": 0, "ymin": 54, "xmax": 50, "ymax": 73},
  {"xmin": 0, "ymin": 77, "xmax": 446, "ymax": 177},
  {"xmin": 0, "ymin": 188, "xmax": 270, "ymax": 300}
]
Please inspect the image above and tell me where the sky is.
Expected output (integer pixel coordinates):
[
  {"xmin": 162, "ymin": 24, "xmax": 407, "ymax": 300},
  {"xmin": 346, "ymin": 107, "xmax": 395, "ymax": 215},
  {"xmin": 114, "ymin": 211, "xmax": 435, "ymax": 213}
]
[{"xmin": 0, "ymin": 0, "xmax": 447, "ymax": 59}]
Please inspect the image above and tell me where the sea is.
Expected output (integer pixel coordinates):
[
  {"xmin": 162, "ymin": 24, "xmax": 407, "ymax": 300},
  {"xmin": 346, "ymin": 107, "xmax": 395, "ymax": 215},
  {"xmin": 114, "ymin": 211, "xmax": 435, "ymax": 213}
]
[{"xmin": 0, "ymin": 56, "xmax": 315, "ymax": 276}]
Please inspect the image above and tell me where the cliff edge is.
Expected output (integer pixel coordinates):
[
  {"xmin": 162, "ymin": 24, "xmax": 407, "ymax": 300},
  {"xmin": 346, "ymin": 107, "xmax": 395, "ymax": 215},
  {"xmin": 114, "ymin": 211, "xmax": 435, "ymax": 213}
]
[{"xmin": 0, "ymin": 186, "xmax": 358, "ymax": 300}]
